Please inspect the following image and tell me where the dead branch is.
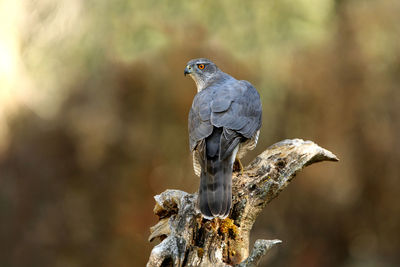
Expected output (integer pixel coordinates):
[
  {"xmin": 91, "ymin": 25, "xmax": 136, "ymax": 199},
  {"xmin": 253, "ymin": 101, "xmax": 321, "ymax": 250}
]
[{"xmin": 147, "ymin": 139, "xmax": 338, "ymax": 267}]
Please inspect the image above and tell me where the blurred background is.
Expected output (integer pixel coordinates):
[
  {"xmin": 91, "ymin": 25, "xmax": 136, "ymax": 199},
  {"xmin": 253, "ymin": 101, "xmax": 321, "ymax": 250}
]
[{"xmin": 0, "ymin": 0, "xmax": 399, "ymax": 266}]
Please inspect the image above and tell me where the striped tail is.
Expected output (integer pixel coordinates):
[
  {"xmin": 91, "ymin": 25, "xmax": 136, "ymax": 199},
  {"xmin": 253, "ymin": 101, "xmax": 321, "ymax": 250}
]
[
  {"xmin": 199, "ymin": 156, "xmax": 233, "ymax": 219},
  {"xmin": 198, "ymin": 127, "xmax": 240, "ymax": 219}
]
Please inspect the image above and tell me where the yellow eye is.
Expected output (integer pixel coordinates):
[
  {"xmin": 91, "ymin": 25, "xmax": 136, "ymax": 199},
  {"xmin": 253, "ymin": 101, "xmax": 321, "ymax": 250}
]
[{"xmin": 198, "ymin": 64, "xmax": 205, "ymax": 70}]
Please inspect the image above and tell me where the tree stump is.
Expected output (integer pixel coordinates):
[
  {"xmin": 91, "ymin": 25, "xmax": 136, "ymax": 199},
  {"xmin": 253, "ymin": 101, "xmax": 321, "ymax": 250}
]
[{"xmin": 147, "ymin": 139, "xmax": 338, "ymax": 267}]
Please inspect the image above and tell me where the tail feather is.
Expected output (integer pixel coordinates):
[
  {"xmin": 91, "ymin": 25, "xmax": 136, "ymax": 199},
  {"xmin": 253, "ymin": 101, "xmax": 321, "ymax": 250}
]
[
  {"xmin": 199, "ymin": 173, "xmax": 213, "ymax": 218},
  {"xmin": 221, "ymin": 171, "xmax": 232, "ymax": 218},
  {"xmin": 199, "ymin": 159, "xmax": 232, "ymax": 219},
  {"xmin": 198, "ymin": 127, "xmax": 239, "ymax": 219}
]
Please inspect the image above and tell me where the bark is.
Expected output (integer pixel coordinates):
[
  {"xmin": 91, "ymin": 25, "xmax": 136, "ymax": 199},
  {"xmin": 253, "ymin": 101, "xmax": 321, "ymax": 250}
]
[{"xmin": 147, "ymin": 139, "xmax": 338, "ymax": 267}]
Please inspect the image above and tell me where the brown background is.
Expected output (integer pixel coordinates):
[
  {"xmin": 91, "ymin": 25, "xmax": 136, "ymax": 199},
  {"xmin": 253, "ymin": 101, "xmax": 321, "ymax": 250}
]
[{"xmin": 0, "ymin": 0, "xmax": 399, "ymax": 266}]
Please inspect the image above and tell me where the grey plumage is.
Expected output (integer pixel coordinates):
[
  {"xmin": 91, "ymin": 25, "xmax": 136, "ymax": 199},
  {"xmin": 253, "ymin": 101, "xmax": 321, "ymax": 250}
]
[{"xmin": 185, "ymin": 58, "xmax": 262, "ymax": 219}]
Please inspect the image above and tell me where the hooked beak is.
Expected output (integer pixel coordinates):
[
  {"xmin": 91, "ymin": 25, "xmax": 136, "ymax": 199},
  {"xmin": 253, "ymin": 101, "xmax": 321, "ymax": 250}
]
[{"xmin": 184, "ymin": 65, "xmax": 192, "ymax": 76}]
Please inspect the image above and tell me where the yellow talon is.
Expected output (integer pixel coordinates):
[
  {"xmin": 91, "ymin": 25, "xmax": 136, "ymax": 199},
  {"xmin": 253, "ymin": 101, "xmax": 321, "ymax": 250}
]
[{"xmin": 233, "ymin": 158, "xmax": 244, "ymax": 174}]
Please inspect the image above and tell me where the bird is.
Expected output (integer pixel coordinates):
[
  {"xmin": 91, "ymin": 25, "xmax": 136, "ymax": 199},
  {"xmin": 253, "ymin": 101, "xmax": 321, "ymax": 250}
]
[{"xmin": 185, "ymin": 58, "xmax": 262, "ymax": 219}]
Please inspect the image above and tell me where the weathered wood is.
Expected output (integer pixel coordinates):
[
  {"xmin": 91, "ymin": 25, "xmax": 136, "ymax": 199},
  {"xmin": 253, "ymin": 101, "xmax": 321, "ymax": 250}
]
[{"xmin": 147, "ymin": 139, "xmax": 338, "ymax": 267}]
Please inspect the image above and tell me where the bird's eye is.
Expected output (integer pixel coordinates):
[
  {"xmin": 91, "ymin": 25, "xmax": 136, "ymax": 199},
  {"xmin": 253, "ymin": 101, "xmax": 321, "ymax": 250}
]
[{"xmin": 197, "ymin": 64, "xmax": 205, "ymax": 70}]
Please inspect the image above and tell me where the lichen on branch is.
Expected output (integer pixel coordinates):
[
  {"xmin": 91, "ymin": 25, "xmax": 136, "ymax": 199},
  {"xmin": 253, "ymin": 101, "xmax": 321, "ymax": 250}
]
[{"xmin": 147, "ymin": 139, "xmax": 338, "ymax": 267}]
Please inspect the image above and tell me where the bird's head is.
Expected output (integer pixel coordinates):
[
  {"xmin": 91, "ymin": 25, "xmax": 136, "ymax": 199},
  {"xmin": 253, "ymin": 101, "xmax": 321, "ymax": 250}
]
[{"xmin": 184, "ymin": 58, "xmax": 220, "ymax": 92}]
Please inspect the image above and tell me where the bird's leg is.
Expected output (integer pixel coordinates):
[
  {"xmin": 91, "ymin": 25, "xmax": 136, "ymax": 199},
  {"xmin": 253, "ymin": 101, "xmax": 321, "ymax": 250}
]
[{"xmin": 233, "ymin": 158, "xmax": 244, "ymax": 174}]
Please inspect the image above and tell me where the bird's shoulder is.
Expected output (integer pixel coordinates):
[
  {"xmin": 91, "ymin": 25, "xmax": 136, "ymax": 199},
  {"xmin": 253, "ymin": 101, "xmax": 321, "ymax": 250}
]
[
  {"xmin": 191, "ymin": 76, "xmax": 259, "ymax": 113},
  {"xmin": 238, "ymin": 80, "xmax": 260, "ymax": 96}
]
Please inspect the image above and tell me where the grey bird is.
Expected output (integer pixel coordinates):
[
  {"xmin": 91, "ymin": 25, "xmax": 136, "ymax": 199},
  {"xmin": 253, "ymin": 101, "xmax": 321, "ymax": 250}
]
[{"xmin": 185, "ymin": 58, "xmax": 262, "ymax": 219}]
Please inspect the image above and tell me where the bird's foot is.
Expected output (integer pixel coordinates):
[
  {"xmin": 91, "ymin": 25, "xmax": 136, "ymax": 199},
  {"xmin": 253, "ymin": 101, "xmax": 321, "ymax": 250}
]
[{"xmin": 233, "ymin": 159, "xmax": 244, "ymax": 174}]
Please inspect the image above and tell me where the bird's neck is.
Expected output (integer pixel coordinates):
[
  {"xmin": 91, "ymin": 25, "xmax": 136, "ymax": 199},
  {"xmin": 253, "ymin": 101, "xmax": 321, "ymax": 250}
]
[
  {"xmin": 194, "ymin": 72, "xmax": 230, "ymax": 92},
  {"xmin": 195, "ymin": 79, "xmax": 206, "ymax": 93}
]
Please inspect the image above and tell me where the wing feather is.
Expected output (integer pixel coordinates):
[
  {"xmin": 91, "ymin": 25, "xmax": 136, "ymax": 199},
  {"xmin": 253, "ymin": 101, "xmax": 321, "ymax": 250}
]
[
  {"xmin": 189, "ymin": 78, "xmax": 262, "ymax": 157},
  {"xmin": 211, "ymin": 80, "xmax": 262, "ymax": 139}
]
